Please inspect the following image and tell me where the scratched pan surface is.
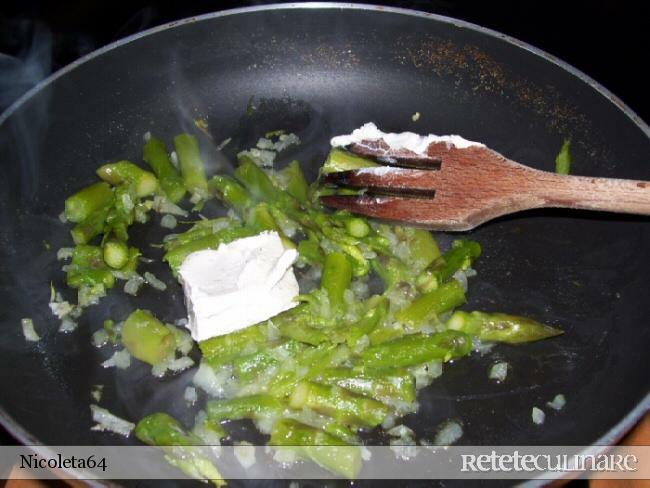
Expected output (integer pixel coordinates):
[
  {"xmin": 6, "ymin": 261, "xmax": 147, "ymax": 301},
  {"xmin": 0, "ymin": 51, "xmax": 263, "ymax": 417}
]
[{"xmin": 0, "ymin": 2, "xmax": 649, "ymax": 482}]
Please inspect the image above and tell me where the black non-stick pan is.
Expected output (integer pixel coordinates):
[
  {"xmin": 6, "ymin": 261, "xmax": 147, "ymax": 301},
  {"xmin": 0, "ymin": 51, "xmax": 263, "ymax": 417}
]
[{"xmin": 0, "ymin": 0, "xmax": 648, "ymax": 475}]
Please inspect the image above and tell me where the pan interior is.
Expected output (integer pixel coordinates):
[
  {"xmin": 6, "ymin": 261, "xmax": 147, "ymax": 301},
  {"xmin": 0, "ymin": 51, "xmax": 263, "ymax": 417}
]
[{"xmin": 0, "ymin": 5, "xmax": 648, "ymax": 450}]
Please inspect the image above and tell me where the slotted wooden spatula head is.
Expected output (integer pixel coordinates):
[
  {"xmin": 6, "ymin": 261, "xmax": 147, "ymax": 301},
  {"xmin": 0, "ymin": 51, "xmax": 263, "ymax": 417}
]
[{"xmin": 321, "ymin": 134, "xmax": 650, "ymax": 231}]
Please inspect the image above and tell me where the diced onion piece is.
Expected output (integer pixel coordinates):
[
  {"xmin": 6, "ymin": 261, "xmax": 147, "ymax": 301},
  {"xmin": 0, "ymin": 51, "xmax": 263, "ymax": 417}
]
[
  {"xmin": 489, "ymin": 361, "xmax": 509, "ymax": 382},
  {"xmin": 21, "ymin": 318, "xmax": 40, "ymax": 342},
  {"xmin": 58, "ymin": 317, "xmax": 78, "ymax": 333},
  {"xmin": 234, "ymin": 442, "xmax": 256, "ymax": 469},
  {"xmin": 144, "ymin": 272, "xmax": 167, "ymax": 291},
  {"xmin": 101, "ymin": 349, "xmax": 131, "ymax": 369},
  {"xmin": 124, "ymin": 275, "xmax": 145, "ymax": 296},
  {"xmin": 91, "ymin": 385, "xmax": 104, "ymax": 402},
  {"xmin": 184, "ymin": 386, "xmax": 198, "ymax": 405},
  {"xmin": 160, "ymin": 214, "xmax": 178, "ymax": 229},
  {"xmin": 193, "ymin": 362, "xmax": 235, "ymax": 398},
  {"xmin": 90, "ymin": 404, "xmax": 134, "ymax": 437},
  {"xmin": 433, "ymin": 420, "xmax": 463, "ymax": 446},
  {"xmin": 56, "ymin": 247, "xmax": 74, "ymax": 260},
  {"xmin": 532, "ymin": 407, "xmax": 546, "ymax": 425},
  {"xmin": 546, "ymin": 394, "xmax": 566, "ymax": 411}
]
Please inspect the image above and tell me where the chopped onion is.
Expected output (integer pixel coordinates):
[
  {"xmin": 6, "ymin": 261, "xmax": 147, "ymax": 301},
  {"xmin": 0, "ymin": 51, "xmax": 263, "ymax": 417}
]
[
  {"xmin": 151, "ymin": 356, "xmax": 193, "ymax": 378},
  {"xmin": 452, "ymin": 269, "xmax": 468, "ymax": 292},
  {"xmin": 351, "ymin": 280, "xmax": 370, "ymax": 300},
  {"xmin": 169, "ymin": 356, "xmax": 194, "ymax": 372},
  {"xmin": 434, "ymin": 420, "xmax": 463, "ymax": 446},
  {"xmin": 546, "ymin": 394, "xmax": 566, "ymax": 411},
  {"xmin": 216, "ymin": 137, "xmax": 231, "ymax": 151},
  {"xmin": 387, "ymin": 424, "xmax": 415, "ymax": 439},
  {"xmin": 160, "ymin": 214, "xmax": 177, "ymax": 229},
  {"xmin": 56, "ymin": 247, "xmax": 74, "ymax": 260},
  {"xmin": 169, "ymin": 151, "xmax": 179, "ymax": 168},
  {"xmin": 91, "ymin": 385, "xmax": 104, "ymax": 402},
  {"xmin": 489, "ymin": 361, "xmax": 509, "ymax": 382},
  {"xmin": 21, "ymin": 318, "xmax": 40, "ymax": 342},
  {"xmin": 58, "ymin": 212, "xmax": 67, "ymax": 223},
  {"xmin": 193, "ymin": 362, "xmax": 235, "ymax": 398},
  {"xmin": 410, "ymin": 361, "xmax": 443, "ymax": 390},
  {"xmin": 237, "ymin": 148, "xmax": 276, "ymax": 168},
  {"xmin": 102, "ymin": 349, "xmax": 131, "ymax": 369},
  {"xmin": 49, "ymin": 300, "xmax": 73, "ymax": 319},
  {"xmin": 124, "ymin": 275, "xmax": 145, "ymax": 296},
  {"xmin": 472, "ymin": 337, "xmax": 495, "ymax": 354},
  {"xmin": 273, "ymin": 447, "xmax": 298, "ymax": 465},
  {"xmin": 234, "ymin": 442, "xmax": 256, "ymax": 469},
  {"xmin": 144, "ymin": 272, "xmax": 167, "ymax": 291},
  {"xmin": 532, "ymin": 407, "xmax": 546, "ymax": 425},
  {"xmin": 90, "ymin": 404, "xmax": 134, "ymax": 437},
  {"xmin": 184, "ymin": 386, "xmax": 198, "ymax": 405},
  {"xmin": 153, "ymin": 195, "xmax": 188, "ymax": 217},
  {"xmin": 58, "ymin": 317, "xmax": 78, "ymax": 333},
  {"xmin": 78, "ymin": 284, "xmax": 106, "ymax": 308}
]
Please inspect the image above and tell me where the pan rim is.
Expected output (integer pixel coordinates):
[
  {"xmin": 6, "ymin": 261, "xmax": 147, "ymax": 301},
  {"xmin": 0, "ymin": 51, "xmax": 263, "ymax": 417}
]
[{"xmin": 0, "ymin": 2, "xmax": 648, "ymax": 482}]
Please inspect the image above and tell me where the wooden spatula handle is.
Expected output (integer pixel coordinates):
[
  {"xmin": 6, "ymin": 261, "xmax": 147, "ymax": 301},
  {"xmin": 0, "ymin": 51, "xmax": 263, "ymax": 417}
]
[{"xmin": 530, "ymin": 171, "xmax": 650, "ymax": 215}]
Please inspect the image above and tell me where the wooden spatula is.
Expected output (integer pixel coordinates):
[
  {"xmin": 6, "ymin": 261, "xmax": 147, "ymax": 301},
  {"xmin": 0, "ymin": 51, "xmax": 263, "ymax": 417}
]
[{"xmin": 320, "ymin": 140, "xmax": 650, "ymax": 231}]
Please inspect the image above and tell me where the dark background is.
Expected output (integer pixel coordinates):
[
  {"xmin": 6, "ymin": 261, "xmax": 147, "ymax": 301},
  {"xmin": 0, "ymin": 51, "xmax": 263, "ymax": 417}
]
[{"xmin": 0, "ymin": 0, "xmax": 647, "ymax": 462}]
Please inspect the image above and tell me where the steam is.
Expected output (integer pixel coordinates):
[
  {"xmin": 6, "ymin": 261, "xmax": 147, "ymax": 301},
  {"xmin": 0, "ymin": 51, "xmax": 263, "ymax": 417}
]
[{"xmin": 0, "ymin": 20, "xmax": 52, "ymax": 112}]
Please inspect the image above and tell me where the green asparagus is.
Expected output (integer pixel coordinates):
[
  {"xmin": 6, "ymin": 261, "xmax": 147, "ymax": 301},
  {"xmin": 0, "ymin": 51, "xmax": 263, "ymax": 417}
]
[
  {"xmin": 360, "ymin": 330, "xmax": 473, "ymax": 368},
  {"xmin": 97, "ymin": 161, "xmax": 158, "ymax": 197},
  {"xmin": 122, "ymin": 309, "xmax": 176, "ymax": 365},
  {"xmin": 446, "ymin": 310, "xmax": 564, "ymax": 344},
  {"xmin": 135, "ymin": 413, "xmax": 225, "ymax": 486},
  {"xmin": 143, "ymin": 136, "xmax": 186, "ymax": 203},
  {"xmin": 174, "ymin": 134, "xmax": 209, "ymax": 202},
  {"xmin": 64, "ymin": 182, "xmax": 113, "ymax": 223}
]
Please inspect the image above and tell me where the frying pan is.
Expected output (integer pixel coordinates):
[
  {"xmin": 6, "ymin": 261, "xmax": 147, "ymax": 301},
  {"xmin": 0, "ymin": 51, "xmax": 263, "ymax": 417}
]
[{"xmin": 0, "ymin": 0, "xmax": 648, "ymax": 478}]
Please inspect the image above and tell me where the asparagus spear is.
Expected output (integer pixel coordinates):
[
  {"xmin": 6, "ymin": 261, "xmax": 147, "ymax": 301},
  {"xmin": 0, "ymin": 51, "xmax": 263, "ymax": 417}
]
[
  {"xmin": 270, "ymin": 419, "xmax": 362, "ymax": 479},
  {"xmin": 206, "ymin": 395, "xmax": 285, "ymax": 423},
  {"xmin": 97, "ymin": 161, "xmax": 158, "ymax": 197},
  {"xmin": 198, "ymin": 322, "xmax": 269, "ymax": 368},
  {"xmin": 555, "ymin": 138, "xmax": 572, "ymax": 175},
  {"xmin": 174, "ymin": 134, "xmax": 209, "ymax": 202},
  {"xmin": 103, "ymin": 239, "xmax": 130, "ymax": 269},
  {"xmin": 64, "ymin": 182, "xmax": 113, "ymax": 223},
  {"xmin": 320, "ymin": 252, "xmax": 352, "ymax": 317},
  {"xmin": 281, "ymin": 160, "xmax": 310, "ymax": 203},
  {"xmin": 416, "ymin": 239, "xmax": 481, "ymax": 293},
  {"xmin": 121, "ymin": 309, "xmax": 176, "ymax": 365},
  {"xmin": 345, "ymin": 296, "xmax": 388, "ymax": 349},
  {"xmin": 70, "ymin": 203, "xmax": 112, "ymax": 244},
  {"xmin": 289, "ymin": 381, "xmax": 389, "ymax": 428},
  {"xmin": 235, "ymin": 156, "xmax": 285, "ymax": 203},
  {"xmin": 163, "ymin": 217, "xmax": 237, "ymax": 251},
  {"xmin": 395, "ymin": 279, "xmax": 466, "ymax": 327},
  {"xmin": 321, "ymin": 148, "xmax": 378, "ymax": 174},
  {"xmin": 232, "ymin": 340, "xmax": 305, "ymax": 382},
  {"xmin": 276, "ymin": 306, "xmax": 331, "ymax": 345},
  {"xmin": 143, "ymin": 136, "xmax": 186, "ymax": 203},
  {"xmin": 360, "ymin": 330, "xmax": 472, "ymax": 368},
  {"xmin": 208, "ymin": 174, "xmax": 254, "ymax": 213},
  {"xmin": 164, "ymin": 226, "xmax": 257, "ymax": 272},
  {"xmin": 316, "ymin": 367, "xmax": 416, "ymax": 404},
  {"xmin": 66, "ymin": 245, "xmax": 115, "ymax": 289},
  {"xmin": 446, "ymin": 311, "xmax": 563, "ymax": 344},
  {"xmin": 135, "ymin": 413, "xmax": 225, "ymax": 486}
]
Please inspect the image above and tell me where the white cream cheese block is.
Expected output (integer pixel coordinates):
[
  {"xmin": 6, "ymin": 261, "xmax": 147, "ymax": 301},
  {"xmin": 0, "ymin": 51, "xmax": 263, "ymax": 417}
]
[{"xmin": 178, "ymin": 231, "xmax": 299, "ymax": 341}]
